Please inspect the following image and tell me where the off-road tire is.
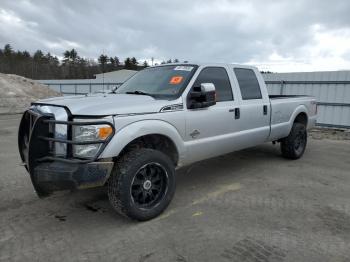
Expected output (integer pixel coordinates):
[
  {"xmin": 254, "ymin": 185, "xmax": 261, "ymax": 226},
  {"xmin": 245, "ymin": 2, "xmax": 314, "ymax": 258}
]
[
  {"xmin": 280, "ymin": 122, "xmax": 307, "ymax": 160},
  {"xmin": 108, "ymin": 148, "xmax": 176, "ymax": 221}
]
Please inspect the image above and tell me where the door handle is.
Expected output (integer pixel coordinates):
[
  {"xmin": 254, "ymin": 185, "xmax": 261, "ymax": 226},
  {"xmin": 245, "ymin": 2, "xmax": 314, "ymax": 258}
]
[
  {"xmin": 234, "ymin": 108, "xmax": 240, "ymax": 119},
  {"xmin": 263, "ymin": 105, "xmax": 268, "ymax": 115},
  {"xmin": 229, "ymin": 108, "xmax": 240, "ymax": 119}
]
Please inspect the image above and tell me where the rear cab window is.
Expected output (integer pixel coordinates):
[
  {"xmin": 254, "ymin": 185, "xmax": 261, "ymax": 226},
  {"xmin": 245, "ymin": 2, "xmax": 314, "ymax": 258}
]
[{"xmin": 234, "ymin": 68, "xmax": 262, "ymax": 100}]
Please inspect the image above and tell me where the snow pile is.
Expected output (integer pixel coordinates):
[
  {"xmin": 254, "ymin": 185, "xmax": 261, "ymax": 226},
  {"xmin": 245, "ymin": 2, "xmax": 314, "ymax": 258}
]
[{"xmin": 0, "ymin": 73, "xmax": 61, "ymax": 114}]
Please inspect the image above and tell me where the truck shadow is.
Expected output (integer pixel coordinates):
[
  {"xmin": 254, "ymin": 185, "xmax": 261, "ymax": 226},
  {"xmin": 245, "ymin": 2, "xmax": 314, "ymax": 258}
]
[{"xmin": 62, "ymin": 143, "xmax": 282, "ymax": 221}]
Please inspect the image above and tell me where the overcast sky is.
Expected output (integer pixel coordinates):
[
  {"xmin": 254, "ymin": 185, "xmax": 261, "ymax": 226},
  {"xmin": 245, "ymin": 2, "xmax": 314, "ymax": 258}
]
[{"xmin": 1, "ymin": 0, "xmax": 350, "ymax": 72}]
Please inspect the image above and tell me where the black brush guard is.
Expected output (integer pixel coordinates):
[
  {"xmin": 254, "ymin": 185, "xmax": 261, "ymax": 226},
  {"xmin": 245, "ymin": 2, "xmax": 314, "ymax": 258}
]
[{"xmin": 18, "ymin": 104, "xmax": 115, "ymax": 197}]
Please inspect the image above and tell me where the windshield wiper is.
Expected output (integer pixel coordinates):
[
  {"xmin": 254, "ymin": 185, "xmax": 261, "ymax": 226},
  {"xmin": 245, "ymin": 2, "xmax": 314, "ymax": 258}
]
[{"xmin": 125, "ymin": 90, "xmax": 154, "ymax": 97}]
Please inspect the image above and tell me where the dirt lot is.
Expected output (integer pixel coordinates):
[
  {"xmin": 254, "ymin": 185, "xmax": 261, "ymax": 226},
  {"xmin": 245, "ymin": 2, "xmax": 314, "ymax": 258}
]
[{"xmin": 1, "ymin": 115, "xmax": 350, "ymax": 262}]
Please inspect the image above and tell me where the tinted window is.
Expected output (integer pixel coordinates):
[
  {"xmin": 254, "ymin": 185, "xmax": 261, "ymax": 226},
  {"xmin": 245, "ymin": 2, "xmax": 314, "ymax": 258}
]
[
  {"xmin": 234, "ymin": 68, "xmax": 262, "ymax": 100},
  {"xmin": 193, "ymin": 67, "xmax": 233, "ymax": 102}
]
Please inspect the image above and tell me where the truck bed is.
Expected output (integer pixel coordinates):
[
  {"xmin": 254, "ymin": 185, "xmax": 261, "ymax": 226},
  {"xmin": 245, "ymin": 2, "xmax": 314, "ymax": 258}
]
[{"xmin": 268, "ymin": 95, "xmax": 317, "ymax": 141}]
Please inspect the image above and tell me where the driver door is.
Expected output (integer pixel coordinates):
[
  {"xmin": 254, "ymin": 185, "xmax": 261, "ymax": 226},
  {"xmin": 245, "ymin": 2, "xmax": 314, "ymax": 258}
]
[{"xmin": 184, "ymin": 66, "xmax": 240, "ymax": 163}]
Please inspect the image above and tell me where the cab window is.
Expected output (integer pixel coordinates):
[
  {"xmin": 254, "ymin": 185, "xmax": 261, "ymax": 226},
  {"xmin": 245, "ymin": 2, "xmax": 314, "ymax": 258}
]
[
  {"xmin": 193, "ymin": 67, "xmax": 233, "ymax": 102},
  {"xmin": 234, "ymin": 68, "xmax": 262, "ymax": 100}
]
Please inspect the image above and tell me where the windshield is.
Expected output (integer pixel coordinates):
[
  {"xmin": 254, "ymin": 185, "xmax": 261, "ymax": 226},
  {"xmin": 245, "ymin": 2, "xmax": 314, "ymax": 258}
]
[{"xmin": 115, "ymin": 65, "xmax": 197, "ymax": 99}]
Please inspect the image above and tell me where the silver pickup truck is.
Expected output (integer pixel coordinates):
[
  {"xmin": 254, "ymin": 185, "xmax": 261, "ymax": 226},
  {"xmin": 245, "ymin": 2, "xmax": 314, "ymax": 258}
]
[{"xmin": 18, "ymin": 63, "xmax": 317, "ymax": 220}]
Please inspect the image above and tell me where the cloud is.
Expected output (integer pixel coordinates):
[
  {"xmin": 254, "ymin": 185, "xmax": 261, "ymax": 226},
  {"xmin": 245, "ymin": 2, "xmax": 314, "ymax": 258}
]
[
  {"xmin": 0, "ymin": 0, "xmax": 350, "ymax": 72},
  {"xmin": 248, "ymin": 25, "xmax": 350, "ymax": 72}
]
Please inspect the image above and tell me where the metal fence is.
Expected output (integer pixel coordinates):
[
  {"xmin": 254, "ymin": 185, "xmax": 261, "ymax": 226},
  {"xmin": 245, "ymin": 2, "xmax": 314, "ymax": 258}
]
[
  {"xmin": 41, "ymin": 71, "xmax": 350, "ymax": 129},
  {"xmin": 264, "ymin": 71, "xmax": 350, "ymax": 129},
  {"xmin": 44, "ymin": 82, "xmax": 122, "ymax": 95}
]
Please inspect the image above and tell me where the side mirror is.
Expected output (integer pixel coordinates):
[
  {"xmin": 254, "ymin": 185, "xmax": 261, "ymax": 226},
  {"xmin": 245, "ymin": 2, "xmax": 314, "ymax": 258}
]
[{"xmin": 188, "ymin": 83, "xmax": 216, "ymax": 109}]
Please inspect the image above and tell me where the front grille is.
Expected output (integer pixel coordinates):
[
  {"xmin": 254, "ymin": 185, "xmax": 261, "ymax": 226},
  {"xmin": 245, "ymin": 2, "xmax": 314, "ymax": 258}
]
[{"xmin": 18, "ymin": 105, "xmax": 115, "ymax": 167}]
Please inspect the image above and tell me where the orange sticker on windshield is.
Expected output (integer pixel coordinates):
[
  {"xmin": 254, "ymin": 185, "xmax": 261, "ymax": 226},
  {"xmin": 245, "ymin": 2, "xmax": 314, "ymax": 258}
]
[{"xmin": 169, "ymin": 76, "xmax": 183, "ymax": 85}]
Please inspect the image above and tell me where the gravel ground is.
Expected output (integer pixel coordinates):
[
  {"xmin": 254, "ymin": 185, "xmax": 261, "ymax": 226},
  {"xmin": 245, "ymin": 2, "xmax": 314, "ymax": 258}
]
[
  {"xmin": 0, "ymin": 73, "xmax": 60, "ymax": 114},
  {"xmin": 1, "ymin": 115, "xmax": 350, "ymax": 262}
]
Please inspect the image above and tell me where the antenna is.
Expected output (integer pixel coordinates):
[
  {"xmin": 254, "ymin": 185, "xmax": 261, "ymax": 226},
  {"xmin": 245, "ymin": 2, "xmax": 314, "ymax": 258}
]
[{"xmin": 102, "ymin": 49, "xmax": 105, "ymax": 92}]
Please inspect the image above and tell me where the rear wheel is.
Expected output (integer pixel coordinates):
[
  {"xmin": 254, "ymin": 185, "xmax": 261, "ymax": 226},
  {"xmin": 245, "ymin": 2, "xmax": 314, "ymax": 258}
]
[
  {"xmin": 108, "ymin": 148, "xmax": 175, "ymax": 221},
  {"xmin": 280, "ymin": 122, "xmax": 307, "ymax": 159}
]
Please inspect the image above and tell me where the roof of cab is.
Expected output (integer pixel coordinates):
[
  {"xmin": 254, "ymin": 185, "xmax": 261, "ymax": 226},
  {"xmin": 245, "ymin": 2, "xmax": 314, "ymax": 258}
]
[{"xmin": 153, "ymin": 62, "xmax": 258, "ymax": 70}]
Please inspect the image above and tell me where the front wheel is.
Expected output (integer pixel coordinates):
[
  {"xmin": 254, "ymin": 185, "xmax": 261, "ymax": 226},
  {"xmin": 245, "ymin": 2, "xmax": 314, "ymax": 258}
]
[
  {"xmin": 280, "ymin": 122, "xmax": 307, "ymax": 159},
  {"xmin": 108, "ymin": 148, "xmax": 176, "ymax": 221}
]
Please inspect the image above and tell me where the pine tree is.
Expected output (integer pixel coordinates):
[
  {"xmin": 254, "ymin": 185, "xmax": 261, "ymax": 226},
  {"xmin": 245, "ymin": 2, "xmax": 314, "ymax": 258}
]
[
  {"xmin": 3, "ymin": 44, "xmax": 13, "ymax": 57},
  {"xmin": 131, "ymin": 57, "xmax": 138, "ymax": 69},
  {"xmin": 0, "ymin": 44, "xmax": 147, "ymax": 79},
  {"xmin": 98, "ymin": 54, "xmax": 108, "ymax": 73},
  {"xmin": 114, "ymin": 56, "xmax": 120, "ymax": 67},
  {"xmin": 124, "ymin": 57, "xmax": 132, "ymax": 69},
  {"xmin": 70, "ymin": 49, "xmax": 78, "ymax": 62}
]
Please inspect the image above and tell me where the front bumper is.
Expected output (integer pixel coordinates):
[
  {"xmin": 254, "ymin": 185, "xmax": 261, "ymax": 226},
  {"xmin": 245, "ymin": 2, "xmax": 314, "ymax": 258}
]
[
  {"xmin": 33, "ymin": 161, "xmax": 113, "ymax": 196},
  {"xmin": 18, "ymin": 104, "xmax": 115, "ymax": 197}
]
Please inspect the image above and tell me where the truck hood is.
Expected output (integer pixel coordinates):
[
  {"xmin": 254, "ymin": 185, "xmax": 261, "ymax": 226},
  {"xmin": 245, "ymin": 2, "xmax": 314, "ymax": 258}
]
[{"xmin": 37, "ymin": 93, "xmax": 175, "ymax": 115}]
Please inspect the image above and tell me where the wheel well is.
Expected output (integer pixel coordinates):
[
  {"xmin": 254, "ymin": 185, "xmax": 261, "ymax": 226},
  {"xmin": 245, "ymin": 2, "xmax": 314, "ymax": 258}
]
[
  {"xmin": 294, "ymin": 112, "xmax": 307, "ymax": 126},
  {"xmin": 118, "ymin": 134, "xmax": 179, "ymax": 166}
]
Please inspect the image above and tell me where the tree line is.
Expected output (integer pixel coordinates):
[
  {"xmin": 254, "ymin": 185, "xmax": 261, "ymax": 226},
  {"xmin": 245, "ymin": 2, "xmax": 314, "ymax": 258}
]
[
  {"xmin": 0, "ymin": 44, "xmax": 179, "ymax": 80},
  {"xmin": 0, "ymin": 44, "xmax": 270, "ymax": 79}
]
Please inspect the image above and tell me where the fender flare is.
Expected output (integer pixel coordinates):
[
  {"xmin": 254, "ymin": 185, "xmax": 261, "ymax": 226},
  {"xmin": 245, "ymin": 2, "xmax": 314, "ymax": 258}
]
[
  {"xmin": 99, "ymin": 119, "xmax": 186, "ymax": 163},
  {"xmin": 287, "ymin": 104, "xmax": 308, "ymax": 131}
]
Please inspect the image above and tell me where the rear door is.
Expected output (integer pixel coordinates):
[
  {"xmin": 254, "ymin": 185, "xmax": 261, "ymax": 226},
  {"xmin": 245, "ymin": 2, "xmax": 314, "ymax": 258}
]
[{"xmin": 232, "ymin": 67, "xmax": 271, "ymax": 146}]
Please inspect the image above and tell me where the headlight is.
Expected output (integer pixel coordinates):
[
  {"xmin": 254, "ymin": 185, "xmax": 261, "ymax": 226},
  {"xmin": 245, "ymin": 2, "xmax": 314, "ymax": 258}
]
[{"xmin": 73, "ymin": 124, "xmax": 113, "ymax": 158}]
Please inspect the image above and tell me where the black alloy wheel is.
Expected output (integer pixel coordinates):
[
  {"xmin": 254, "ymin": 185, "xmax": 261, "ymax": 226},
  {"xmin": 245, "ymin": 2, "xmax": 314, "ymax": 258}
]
[
  {"xmin": 281, "ymin": 122, "xmax": 307, "ymax": 159},
  {"xmin": 131, "ymin": 163, "xmax": 168, "ymax": 208},
  {"xmin": 108, "ymin": 148, "xmax": 176, "ymax": 221}
]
